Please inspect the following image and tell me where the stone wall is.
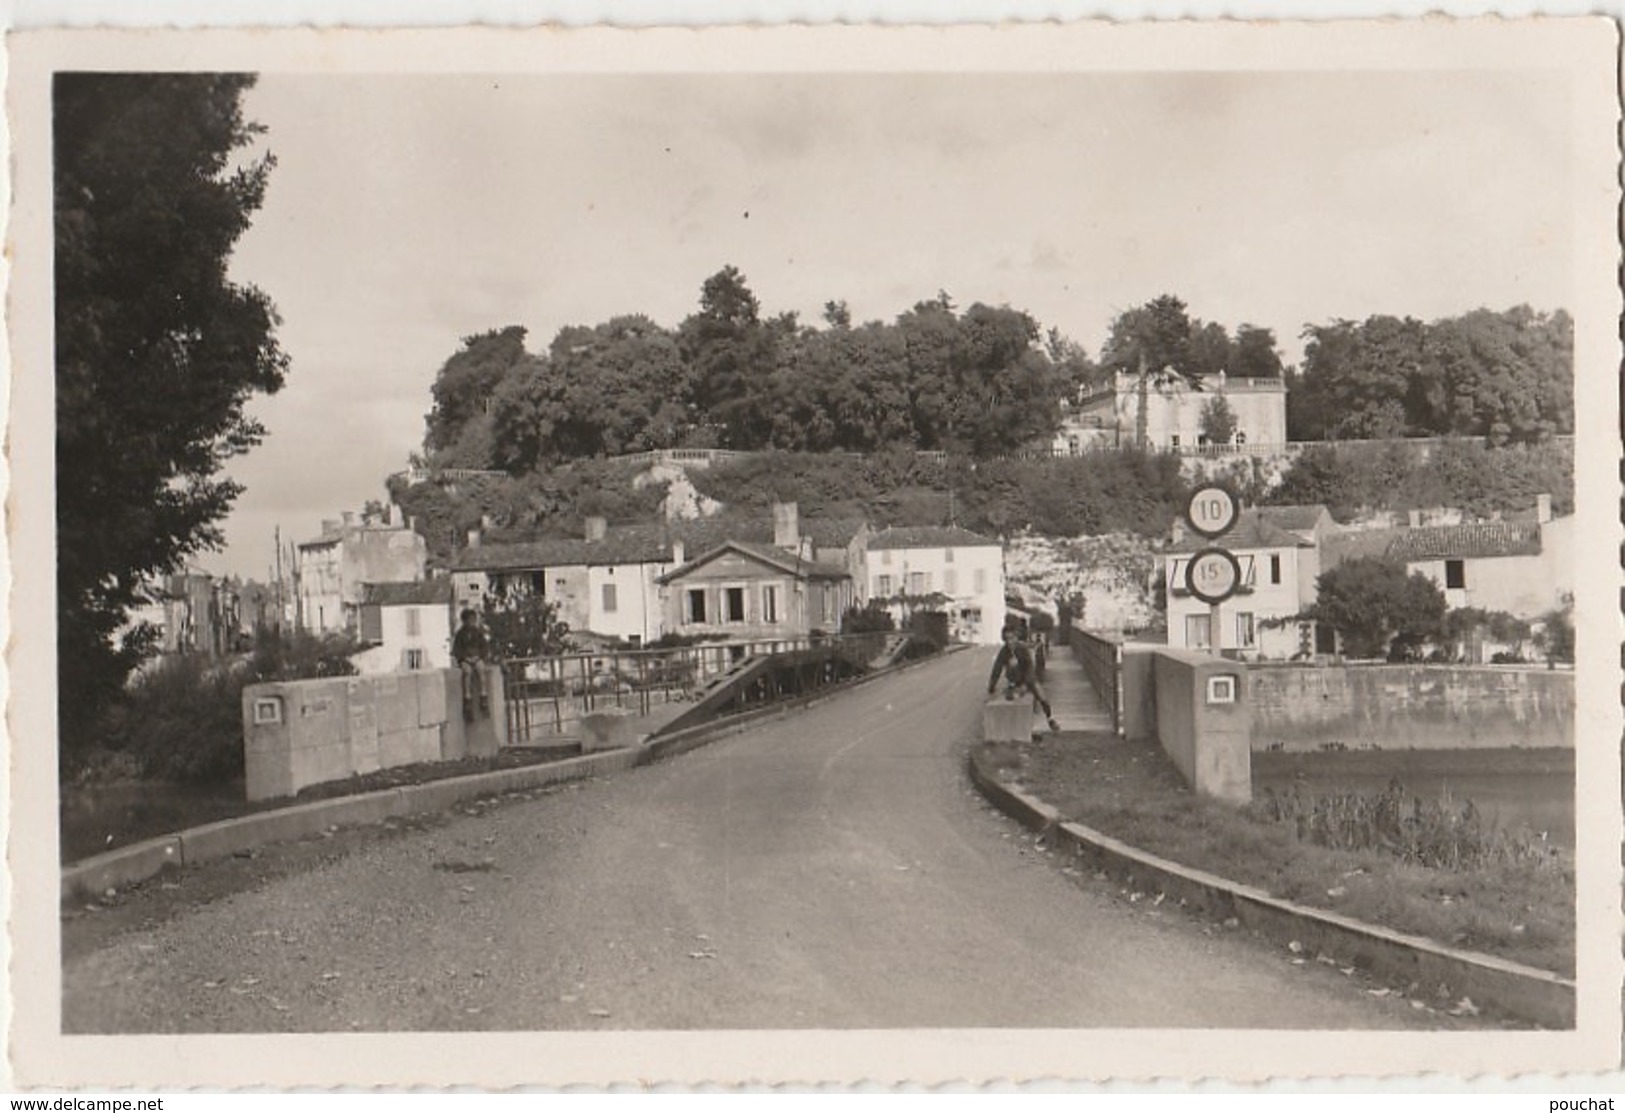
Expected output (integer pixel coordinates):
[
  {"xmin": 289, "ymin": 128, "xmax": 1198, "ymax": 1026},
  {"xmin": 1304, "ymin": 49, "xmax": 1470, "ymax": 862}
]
[
  {"xmin": 1148, "ymin": 649, "xmax": 1252, "ymax": 803},
  {"xmin": 1249, "ymin": 664, "xmax": 1573, "ymax": 752},
  {"xmin": 242, "ymin": 666, "xmax": 506, "ymax": 801}
]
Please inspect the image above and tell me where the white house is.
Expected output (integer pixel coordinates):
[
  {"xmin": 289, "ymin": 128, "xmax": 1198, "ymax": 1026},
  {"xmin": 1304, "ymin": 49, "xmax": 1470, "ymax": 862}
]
[
  {"xmin": 864, "ymin": 525, "xmax": 1006, "ymax": 645},
  {"xmin": 1054, "ymin": 368, "xmax": 1288, "ymax": 455},
  {"xmin": 353, "ymin": 579, "xmax": 455, "ymax": 674},
  {"xmin": 1164, "ymin": 509, "xmax": 1318, "ymax": 657},
  {"xmin": 446, "ymin": 504, "xmax": 869, "ymax": 648}
]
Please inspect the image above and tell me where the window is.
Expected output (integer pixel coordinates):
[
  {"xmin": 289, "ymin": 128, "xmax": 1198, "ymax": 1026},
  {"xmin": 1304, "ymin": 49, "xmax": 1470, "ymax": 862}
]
[
  {"xmin": 726, "ymin": 586, "xmax": 746, "ymax": 622},
  {"xmin": 601, "ymin": 583, "xmax": 618, "ymax": 613},
  {"xmin": 974, "ymin": 568, "xmax": 987, "ymax": 594},
  {"xmin": 881, "ymin": 550, "xmax": 892, "ymax": 566},
  {"xmin": 1269, "ymin": 554, "xmax": 1282, "ymax": 585},
  {"xmin": 907, "ymin": 571, "xmax": 926, "ymax": 594},
  {"xmin": 1170, "ymin": 434, "xmax": 1181, "ymax": 448},
  {"xmin": 403, "ymin": 648, "xmax": 425, "ymax": 670},
  {"xmin": 405, "ymin": 608, "xmax": 421, "ymax": 636},
  {"xmin": 530, "ymin": 571, "xmax": 545, "ymax": 594},
  {"xmin": 1236, "ymin": 612, "xmax": 1256, "ymax": 647},
  {"xmin": 762, "ymin": 585, "xmax": 779, "ymax": 624},
  {"xmin": 876, "ymin": 574, "xmax": 893, "ymax": 596},
  {"xmin": 687, "ymin": 589, "xmax": 707, "ymax": 623},
  {"xmin": 1236, "ymin": 431, "xmax": 1247, "ymax": 446},
  {"xmin": 1445, "ymin": 559, "xmax": 1466, "ymax": 589},
  {"xmin": 944, "ymin": 548, "xmax": 955, "ymax": 563},
  {"xmin": 943, "ymin": 569, "xmax": 958, "ymax": 595},
  {"xmin": 554, "ymin": 578, "xmax": 567, "ymax": 594},
  {"xmin": 1185, "ymin": 613, "xmax": 1211, "ymax": 648},
  {"xmin": 824, "ymin": 587, "xmax": 836, "ymax": 622}
]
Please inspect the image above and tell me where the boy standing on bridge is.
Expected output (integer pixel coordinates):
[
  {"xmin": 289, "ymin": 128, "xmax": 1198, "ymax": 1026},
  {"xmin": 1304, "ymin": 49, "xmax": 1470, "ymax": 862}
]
[{"xmin": 988, "ymin": 625, "xmax": 1060, "ymax": 735}]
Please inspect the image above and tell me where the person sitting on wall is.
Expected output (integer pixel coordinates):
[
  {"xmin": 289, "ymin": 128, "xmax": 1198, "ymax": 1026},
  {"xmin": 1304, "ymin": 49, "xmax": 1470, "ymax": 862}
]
[
  {"xmin": 988, "ymin": 624, "xmax": 1060, "ymax": 735},
  {"xmin": 453, "ymin": 607, "xmax": 491, "ymax": 720}
]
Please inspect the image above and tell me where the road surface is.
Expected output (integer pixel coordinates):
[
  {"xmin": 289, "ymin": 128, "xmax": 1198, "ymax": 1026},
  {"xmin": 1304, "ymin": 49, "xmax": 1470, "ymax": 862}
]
[{"xmin": 63, "ymin": 649, "xmax": 1482, "ymax": 1032}]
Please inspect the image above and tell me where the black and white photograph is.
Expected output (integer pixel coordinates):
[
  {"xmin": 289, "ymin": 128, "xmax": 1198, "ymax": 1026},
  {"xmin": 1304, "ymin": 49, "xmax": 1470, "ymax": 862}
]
[{"xmin": 7, "ymin": 16, "xmax": 1621, "ymax": 1091}]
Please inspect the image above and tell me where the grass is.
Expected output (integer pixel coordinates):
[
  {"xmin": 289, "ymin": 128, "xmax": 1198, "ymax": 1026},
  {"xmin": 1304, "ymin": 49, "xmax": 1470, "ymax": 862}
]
[
  {"xmin": 979, "ymin": 731, "xmax": 1574, "ymax": 978},
  {"xmin": 59, "ymin": 745, "xmax": 576, "ymax": 865}
]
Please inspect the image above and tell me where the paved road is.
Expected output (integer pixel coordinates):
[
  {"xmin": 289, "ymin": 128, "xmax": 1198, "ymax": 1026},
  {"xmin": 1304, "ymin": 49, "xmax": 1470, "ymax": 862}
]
[{"xmin": 64, "ymin": 650, "xmax": 1473, "ymax": 1032}]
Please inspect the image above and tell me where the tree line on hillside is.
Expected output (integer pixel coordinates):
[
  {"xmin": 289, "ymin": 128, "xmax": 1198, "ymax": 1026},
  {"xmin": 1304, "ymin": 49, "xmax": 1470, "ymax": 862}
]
[
  {"xmin": 421, "ymin": 277, "xmax": 1307, "ymax": 471},
  {"xmin": 421, "ymin": 276, "xmax": 1571, "ymax": 479},
  {"xmin": 1286, "ymin": 308, "xmax": 1572, "ymax": 443}
]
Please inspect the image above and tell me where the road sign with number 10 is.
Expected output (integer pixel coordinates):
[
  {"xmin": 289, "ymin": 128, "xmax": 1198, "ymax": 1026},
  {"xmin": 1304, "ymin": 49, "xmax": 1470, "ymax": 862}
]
[{"xmin": 1185, "ymin": 483, "xmax": 1240, "ymax": 539}]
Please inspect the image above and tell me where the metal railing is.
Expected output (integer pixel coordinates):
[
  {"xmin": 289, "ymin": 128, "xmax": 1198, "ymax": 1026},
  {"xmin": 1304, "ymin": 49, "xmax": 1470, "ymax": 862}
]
[{"xmin": 500, "ymin": 633, "xmax": 889, "ymax": 745}]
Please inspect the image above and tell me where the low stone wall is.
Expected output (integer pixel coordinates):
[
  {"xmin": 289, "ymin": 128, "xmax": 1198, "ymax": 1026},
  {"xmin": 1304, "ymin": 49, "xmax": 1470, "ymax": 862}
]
[
  {"xmin": 1249, "ymin": 664, "xmax": 1573, "ymax": 752},
  {"xmin": 242, "ymin": 666, "xmax": 506, "ymax": 801}
]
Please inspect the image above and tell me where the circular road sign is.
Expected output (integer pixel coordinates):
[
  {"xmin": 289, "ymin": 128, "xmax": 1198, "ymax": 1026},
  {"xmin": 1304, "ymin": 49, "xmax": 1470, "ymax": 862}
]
[
  {"xmin": 1185, "ymin": 483, "xmax": 1241, "ymax": 539},
  {"xmin": 1186, "ymin": 547, "xmax": 1243, "ymax": 605}
]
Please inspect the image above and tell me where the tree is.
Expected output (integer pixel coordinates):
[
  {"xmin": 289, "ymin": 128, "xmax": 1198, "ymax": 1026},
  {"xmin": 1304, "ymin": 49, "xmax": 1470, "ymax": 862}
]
[
  {"xmin": 1100, "ymin": 295, "xmax": 1195, "ymax": 381},
  {"xmin": 1200, "ymin": 394, "xmax": 1239, "ymax": 446},
  {"xmin": 1307, "ymin": 557, "xmax": 1446, "ymax": 660},
  {"xmin": 55, "ymin": 74, "xmax": 287, "ymax": 746},
  {"xmin": 679, "ymin": 265, "xmax": 778, "ymax": 448},
  {"xmin": 1231, "ymin": 324, "xmax": 1284, "ymax": 379},
  {"xmin": 482, "ymin": 593, "xmax": 570, "ymax": 660},
  {"xmin": 424, "ymin": 326, "xmax": 531, "ymax": 467}
]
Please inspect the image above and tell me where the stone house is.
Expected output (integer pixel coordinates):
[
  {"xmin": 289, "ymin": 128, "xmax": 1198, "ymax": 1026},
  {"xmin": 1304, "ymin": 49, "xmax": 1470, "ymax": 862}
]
[{"xmin": 863, "ymin": 525, "xmax": 1007, "ymax": 645}]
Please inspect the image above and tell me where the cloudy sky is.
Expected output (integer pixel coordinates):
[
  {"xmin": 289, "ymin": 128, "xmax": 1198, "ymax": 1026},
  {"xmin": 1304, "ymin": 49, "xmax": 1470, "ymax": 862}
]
[{"xmin": 205, "ymin": 60, "xmax": 1574, "ymax": 579}]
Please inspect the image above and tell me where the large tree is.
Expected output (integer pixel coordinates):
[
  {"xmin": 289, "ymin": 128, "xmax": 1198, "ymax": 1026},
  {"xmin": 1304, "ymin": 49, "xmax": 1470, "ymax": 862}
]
[
  {"xmin": 423, "ymin": 325, "xmax": 531, "ymax": 467},
  {"xmin": 1307, "ymin": 557, "xmax": 1446, "ymax": 660},
  {"xmin": 55, "ymin": 73, "xmax": 286, "ymax": 743}
]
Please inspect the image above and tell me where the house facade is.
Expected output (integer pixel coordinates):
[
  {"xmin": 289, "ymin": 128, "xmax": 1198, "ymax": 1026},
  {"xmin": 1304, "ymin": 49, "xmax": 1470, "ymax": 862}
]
[
  {"xmin": 1054, "ymin": 369, "xmax": 1287, "ymax": 455},
  {"xmin": 656, "ymin": 540, "xmax": 852, "ymax": 641},
  {"xmin": 353, "ymin": 579, "xmax": 455, "ymax": 675},
  {"xmin": 446, "ymin": 504, "xmax": 868, "ymax": 648},
  {"xmin": 296, "ymin": 509, "xmax": 427, "ymax": 636},
  {"xmin": 863, "ymin": 525, "xmax": 1006, "ymax": 645},
  {"xmin": 1164, "ymin": 510, "xmax": 1319, "ymax": 658}
]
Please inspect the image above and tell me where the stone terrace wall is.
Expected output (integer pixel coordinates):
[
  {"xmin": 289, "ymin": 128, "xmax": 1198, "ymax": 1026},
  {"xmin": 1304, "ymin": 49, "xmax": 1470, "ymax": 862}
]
[{"xmin": 1250, "ymin": 664, "xmax": 1572, "ymax": 752}]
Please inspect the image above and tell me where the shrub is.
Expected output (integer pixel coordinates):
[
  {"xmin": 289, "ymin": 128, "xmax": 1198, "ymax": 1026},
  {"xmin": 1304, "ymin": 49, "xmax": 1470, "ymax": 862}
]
[
  {"xmin": 97, "ymin": 655, "xmax": 247, "ymax": 784},
  {"xmin": 841, "ymin": 600, "xmax": 896, "ymax": 634},
  {"xmin": 1249, "ymin": 778, "xmax": 1557, "ymax": 870}
]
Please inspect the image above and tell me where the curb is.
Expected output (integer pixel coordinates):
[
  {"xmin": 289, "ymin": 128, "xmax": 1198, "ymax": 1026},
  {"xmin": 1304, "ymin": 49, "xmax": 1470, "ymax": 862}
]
[
  {"xmin": 63, "ymin": 646, "xmax": 967, "ymax": 903},
  {"xmin": 966, "ymin": 747, "xmax": 1575, "ymax": 1030}
]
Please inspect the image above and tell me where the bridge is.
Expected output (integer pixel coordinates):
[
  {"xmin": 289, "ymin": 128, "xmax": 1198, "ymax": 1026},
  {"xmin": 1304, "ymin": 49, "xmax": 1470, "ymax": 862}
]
[{"xmin": 60, "ymin": 636, "xmax": 1481, "ymax": 1047}]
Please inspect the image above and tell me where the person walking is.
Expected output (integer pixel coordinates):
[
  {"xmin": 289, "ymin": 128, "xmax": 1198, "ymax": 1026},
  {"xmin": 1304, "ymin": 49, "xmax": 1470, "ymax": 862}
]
[
  {"xmin": 987, "ymin": 624, "xmax": 1060, "ymax": 734},
  {"xmin": 452, "ymin": 607, "xmax": 491, "ymax": 720}
]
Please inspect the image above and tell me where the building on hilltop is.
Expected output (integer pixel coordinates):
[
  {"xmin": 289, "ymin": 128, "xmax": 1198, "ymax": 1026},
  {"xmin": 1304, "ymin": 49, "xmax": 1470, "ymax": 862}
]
[
  {"xmin": 863, "ymin": 524, "xmax": 1006, "ymax": 645},
  {"xmin": 1053, "ymin": 368, "xmax": 1287, "ymax": 455},
  {"xmin": 295, "ymin": 506, "xmax": 427, "ymax": 636}
]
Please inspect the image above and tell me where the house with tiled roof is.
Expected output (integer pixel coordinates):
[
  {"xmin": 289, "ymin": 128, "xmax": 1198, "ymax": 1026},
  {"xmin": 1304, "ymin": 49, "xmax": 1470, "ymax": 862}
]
[
  {"xmin": 447, "ymin": 503, "xmax": 869, "ymax": 647},
  {"xmin": 353, "ymin": 578, "xmax": 455, "ymax": 675},
  {"xmin": 865, "ymin": 524, "xmax": 1006, "ymax": 645},
  {"xmin": 655, "ymin": 534, "xmax": 854, "ymax": 641},
  {"xmin": 1164, "ymin": 508, "xmax": 1319, "ymax": 657}
]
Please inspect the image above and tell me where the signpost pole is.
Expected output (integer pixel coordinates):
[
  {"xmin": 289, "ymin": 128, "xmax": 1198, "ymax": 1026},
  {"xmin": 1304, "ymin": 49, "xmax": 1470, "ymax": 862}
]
[{"xmin": 1209, "ymin": 600, "xmax": 1222, "ymax": 657}]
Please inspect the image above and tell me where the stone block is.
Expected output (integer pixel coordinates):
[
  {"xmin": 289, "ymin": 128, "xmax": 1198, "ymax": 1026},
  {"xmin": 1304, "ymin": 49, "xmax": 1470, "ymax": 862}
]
[
  {"xmin": 982, "ymin": 698, "xmax": 1034, "ymax": 743},
  {"xmin": 580, "ymin": 708, "xmax": 636, "ymax": 752}
]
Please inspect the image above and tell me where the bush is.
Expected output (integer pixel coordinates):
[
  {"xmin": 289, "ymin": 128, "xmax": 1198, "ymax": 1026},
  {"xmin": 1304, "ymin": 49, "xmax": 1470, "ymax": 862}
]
[
  {"xmin": 1249, "ymin": 778, "xmax": 1556, "ymax": 870},
  {"xmin": 840, "ymin": 600, "xmax": 896, "ymax": 634},
  {"xmin": 96, "ymin": 655, "xmax": 247, "ymax": 784}
]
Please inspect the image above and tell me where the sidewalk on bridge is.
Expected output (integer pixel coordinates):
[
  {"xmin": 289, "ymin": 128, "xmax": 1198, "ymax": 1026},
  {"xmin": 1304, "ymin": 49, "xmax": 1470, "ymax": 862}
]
[{"xmin": 1039, "ymin": 646, "xmax": 1114, "ymax": 734}]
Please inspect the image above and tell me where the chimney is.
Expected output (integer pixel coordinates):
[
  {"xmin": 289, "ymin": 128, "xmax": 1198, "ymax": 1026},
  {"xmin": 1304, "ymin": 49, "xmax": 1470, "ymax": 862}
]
[
  {"xmin": 1536, "ymin": 493, "xmax": 1552, "ymax": 524},
  {"xmin": 321, "ymin": 518, "xmax": 341, "ymax": 536},
  {"xmin": 671, "ymin": 538, "xmax": 685, "ymax": 567},
  {"xmin": 342, "ymin": 510, "xmax": 355, "ymax": 527},
  {"xmin": 1407, "ymin": 508, "xmax": 1422, "ymax": 528},
  {"xmin": 773, "ymin": 502, "xmax": 800, "ymax": 550},
  {"xmin": 585, "ymin": 516, "xmax": 608, "ymax": 542},
  {"xmin": 468, "ymin": 528, "xmax": 481, "ymax": 549},
  {"xmin": 481, "ymin": 513, "xmax": 494, "ymax": 530}
]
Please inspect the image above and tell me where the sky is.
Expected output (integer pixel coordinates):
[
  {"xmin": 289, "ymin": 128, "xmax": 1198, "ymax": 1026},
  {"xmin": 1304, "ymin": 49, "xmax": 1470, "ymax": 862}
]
[{"xmin": 204, "ymin": 62, "xmax": 1575, "ymax": 580}]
